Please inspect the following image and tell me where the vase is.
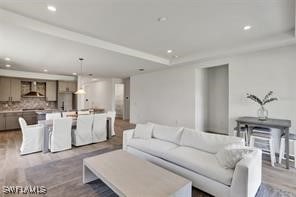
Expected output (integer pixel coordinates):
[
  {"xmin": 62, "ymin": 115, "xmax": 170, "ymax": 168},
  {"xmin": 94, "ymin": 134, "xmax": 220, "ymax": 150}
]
[{"xmin": 257, "ymin": 106, "xmax": 268, "ymax": 121}]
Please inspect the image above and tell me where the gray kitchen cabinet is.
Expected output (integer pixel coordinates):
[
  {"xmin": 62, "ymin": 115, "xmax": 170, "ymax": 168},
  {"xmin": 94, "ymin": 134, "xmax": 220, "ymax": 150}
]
[
  {"xmin": 0, "ymin": 77, "xmax": 11, "ymax": 101},
  {"xmin": 10, "ymin": 78, "xmax": 21, "ymax": 101},
  {"xmin": 5, "ymin": 112, "xmax": 22, "ymax": 130},
  {"xmin": 0, "ymin": 77, "xmax": 21, "ymax": 102},
  {"xmin": 0, "ymin": 114, "xmax": 5, "ymax": 130},
  {"xmin": 46, "ymin": 81, "xmax": 57, "ymax": 101},
  {"xmin": 58, "ymin": 81, "xmax": 77, "ymax": 93}
]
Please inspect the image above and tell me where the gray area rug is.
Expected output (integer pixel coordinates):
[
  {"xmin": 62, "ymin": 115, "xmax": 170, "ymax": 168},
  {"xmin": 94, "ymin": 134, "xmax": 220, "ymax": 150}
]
[{"xmin": 25, "ymin": 147, "xmax": 296, "ymax": 197}]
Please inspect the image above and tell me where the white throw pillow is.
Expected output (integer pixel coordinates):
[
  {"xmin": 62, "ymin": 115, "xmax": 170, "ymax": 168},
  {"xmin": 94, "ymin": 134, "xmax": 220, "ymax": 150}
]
[
  {"xmin": 133, "ymin": 123, "xmax": 154, "ymax": 139},
  {"xmin": 216, "ymin": 144, "xmax": 255, "ymax": 169}
]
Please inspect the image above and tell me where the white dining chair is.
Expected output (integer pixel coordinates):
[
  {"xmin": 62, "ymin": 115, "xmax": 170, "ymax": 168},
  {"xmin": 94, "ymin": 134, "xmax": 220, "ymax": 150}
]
[
  {"xmin": 46, "ymin": 112, "xmax": 62, "ymax": 120},
  {"xmin": 62, "ymin": 111, "xmax": 76, "ymax": 118},
  {"xmin": 92, "ymin": 113, "xmax": 107, "ymax": 143},
  {"xmin": 18, "ymin": 117, "xmax": 44, "ymax": 155},
  {"xmin": 72, "ymin": 115, "xmax": 93, "ymax": 146},
  {"xmin": 49, "ymin": 118, "xmax": 72, "ymax": 153},
  {"xmin": 78, "ymin": 110, "xmax": 90, "ymax": 115},
  {"xmin": 107, "ymin": 111, "xmax": 116, "ymax": 136}
]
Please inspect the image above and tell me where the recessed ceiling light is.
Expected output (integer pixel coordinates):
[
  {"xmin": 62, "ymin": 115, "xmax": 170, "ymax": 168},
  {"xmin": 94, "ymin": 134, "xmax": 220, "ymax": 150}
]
[
  {"xmin": 158, "ymin": 17, "xmax": 167, "ymax": 22},
  {"xmin": 4, "ymin": 57, "xmax": 10, "ymax": 61},
  {"xmin": 47, "ymin": 5, "xmax": 56, "ymax": 12},
  {"xmin": 5, "ymin": 64, "xmax": 11, "ymax": 68},
  {"xmin": 173, "ymin": 55, "xmax": 179, "ymax": 58},
  {"xmin": 243, "ymin": 25, "xmax": 252, "ymax": 30},
  {"xmin": 167, "ymin": 49, "xmax": 173, "ymax": 54},
  {"xmin": 72, "ymin": 72, "xmax": 77, "ymax": 75},
  {"xmin": 43, "ymin": 69, "xmax": 48, "ymax": 72},
  {"xmin": 138, "ymin": 68, "xmax": 145, "ymax": 72}
]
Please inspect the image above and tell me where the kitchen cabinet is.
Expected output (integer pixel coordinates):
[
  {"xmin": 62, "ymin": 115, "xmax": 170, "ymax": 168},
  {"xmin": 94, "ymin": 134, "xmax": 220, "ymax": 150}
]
[
  {"xmin": 58, "ymin": 81, "xmax": 77, "ymax": 93},
  {"xmin": 10, "ymin": 78, "xmax": 21, "ymax": 101},
  {"xmin": 46, "ymin": 81, "xmax": 57, "ymax": 101},
  {"xmin": 5, "ymin": 112, "xmax": 22, "ymax": 130},
  {"xmin": 0, "ymin": 77, "xmax": 21, "ymax": 102},
  {"xmin": 0, "ymin": 114, "xmax": 5, "ymax": 130}
]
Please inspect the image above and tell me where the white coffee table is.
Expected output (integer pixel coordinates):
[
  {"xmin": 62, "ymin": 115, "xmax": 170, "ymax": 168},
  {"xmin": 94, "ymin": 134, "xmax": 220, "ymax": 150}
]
[{"xmin": 83, "ymin": 150, "xmax": 192, "ymax": 197}]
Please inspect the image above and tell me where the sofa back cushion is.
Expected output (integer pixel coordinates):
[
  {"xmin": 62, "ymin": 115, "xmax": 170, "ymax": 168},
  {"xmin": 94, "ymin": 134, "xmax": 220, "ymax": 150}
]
[
  {"xmin": 133, "ymin": 123, "xmax": 154, "ymax": 139},
  {"xmin": 152, "ymin": 123, "xmax": 184, "ymax": 144},
  {"xmin": 180, "ymin": 128, "xmax": 244, "ymax": 154}
]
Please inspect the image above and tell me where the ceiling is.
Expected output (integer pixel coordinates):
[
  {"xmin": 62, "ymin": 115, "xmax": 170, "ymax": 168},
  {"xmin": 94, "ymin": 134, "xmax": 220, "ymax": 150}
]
[{"xmin": 0, "ymin": 0, "xmax": 295, "ymax": 78}]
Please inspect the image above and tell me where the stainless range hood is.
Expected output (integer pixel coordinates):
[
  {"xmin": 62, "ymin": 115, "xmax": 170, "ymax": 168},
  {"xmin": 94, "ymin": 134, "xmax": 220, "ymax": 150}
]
[{"xmin": 23, "ymin": 81, "xmax": 45, "ymax": 98}]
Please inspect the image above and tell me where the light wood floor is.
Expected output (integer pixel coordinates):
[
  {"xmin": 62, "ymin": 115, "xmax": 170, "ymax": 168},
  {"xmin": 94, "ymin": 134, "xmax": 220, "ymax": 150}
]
[{"xmin": 0, "ymin": 119, "xmax": 295, "ymax": 196}]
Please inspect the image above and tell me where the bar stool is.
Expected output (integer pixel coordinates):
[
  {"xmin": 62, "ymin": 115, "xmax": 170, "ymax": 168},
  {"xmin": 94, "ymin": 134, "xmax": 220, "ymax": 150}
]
[
  {"xmin": 249, "ymin": 127, "xmax": 276, "ymax": 167},
  {"xmin": 234, "ymin": 126, "xmax": 248, "ymax": 145},
  {"xmin": 279, "ymin": 134, "xmax": 296, "ymax": 168}
]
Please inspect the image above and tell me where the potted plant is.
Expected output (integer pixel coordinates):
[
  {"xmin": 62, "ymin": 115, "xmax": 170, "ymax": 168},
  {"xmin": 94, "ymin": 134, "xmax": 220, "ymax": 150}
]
[{"xmin": 246, "ymin": 91, "xmax": 278, "ymax": 121}]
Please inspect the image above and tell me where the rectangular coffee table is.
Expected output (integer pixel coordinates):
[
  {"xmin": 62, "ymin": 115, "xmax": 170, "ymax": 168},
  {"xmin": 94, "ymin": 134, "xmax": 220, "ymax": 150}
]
[{"xmin": 83, "ymin": 150, "xmax": 192, "ymax": 197}]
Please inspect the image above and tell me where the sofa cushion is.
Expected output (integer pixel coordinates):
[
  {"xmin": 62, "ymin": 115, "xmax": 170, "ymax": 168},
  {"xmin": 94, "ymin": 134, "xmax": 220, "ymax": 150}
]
[
  {"xmin": 163, "ymin": 146, "xmax": 234, "ymax": 186},
  {"xmin": 180, "ymin": 128, "xmax": 244, "ymax": 154},
  {"xmin": 152, "ymin": 123, "xmax": 183, "ymax": 144},
  {"xmin": 127, "ymin": 138, "xmax": 178, "ymax": 158},
  {"xmin": 133, "ymin": 123, "xmax": 154, "ymax": 139}
]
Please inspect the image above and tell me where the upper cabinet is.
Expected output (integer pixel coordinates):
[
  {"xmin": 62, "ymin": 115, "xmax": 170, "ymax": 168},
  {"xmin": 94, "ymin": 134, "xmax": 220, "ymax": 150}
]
[
  {"xmin": 0, "ymin": 77, "xmax": 21, "ymax": 102},
  {"xmin": 46, "ymin": 81, "xmax": 57, "ymax": 101},
  {"xmin": 58, "ymin": 81, "xmax": 77, "ymax": 93}
]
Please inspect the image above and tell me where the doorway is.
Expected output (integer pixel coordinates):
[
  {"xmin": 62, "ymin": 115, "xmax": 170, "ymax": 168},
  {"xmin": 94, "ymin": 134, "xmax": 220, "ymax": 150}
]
[
  {"xmin": 115, "ymin": 83, "xmax": 124, "ymax": 118},
  {"xmin": 203, "ymin": 64, "xmax": 229, "ymax": 134}
]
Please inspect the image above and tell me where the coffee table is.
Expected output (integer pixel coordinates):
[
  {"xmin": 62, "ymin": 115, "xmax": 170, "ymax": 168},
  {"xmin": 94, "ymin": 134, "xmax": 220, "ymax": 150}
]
[{"xmin": 83, "ymin": 150, "xmax": 192, "ymax": 197}]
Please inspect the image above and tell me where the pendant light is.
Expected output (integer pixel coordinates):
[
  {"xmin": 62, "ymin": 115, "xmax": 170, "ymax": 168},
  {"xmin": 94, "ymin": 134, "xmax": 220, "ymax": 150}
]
[{"xmin": 75, "ymin": 58, "xmax": 86, "ymax": 95}]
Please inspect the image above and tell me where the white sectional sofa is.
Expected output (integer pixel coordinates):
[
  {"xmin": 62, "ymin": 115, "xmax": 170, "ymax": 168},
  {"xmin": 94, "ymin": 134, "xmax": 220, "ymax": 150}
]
[{"xmin": 123, "ymin": 123, "xmax": 262, "ymax": 197}]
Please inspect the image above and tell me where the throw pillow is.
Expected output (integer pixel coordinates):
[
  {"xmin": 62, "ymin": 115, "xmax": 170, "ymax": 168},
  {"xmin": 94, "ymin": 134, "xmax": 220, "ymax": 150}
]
[
  {"xmin": 133, "ymin": 123, "xmax": 154, "ymax": 139},
  {"xmin": 216, "ymin": 144, "xmax": 255, "ymax": 169}
]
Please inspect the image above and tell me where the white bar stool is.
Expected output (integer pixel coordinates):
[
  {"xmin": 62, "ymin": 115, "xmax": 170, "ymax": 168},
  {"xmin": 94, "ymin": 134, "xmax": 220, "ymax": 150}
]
[
  {"xmin": 249, "ymin": 127, "xmax": 276, "ymax": 167},
  {"xmin": 279, "ymin": 134, "xmax": 296, "ymax": 168},
  {"xmin": 234, "ymin": 126, "xmax": 248, "ymax": 145}
]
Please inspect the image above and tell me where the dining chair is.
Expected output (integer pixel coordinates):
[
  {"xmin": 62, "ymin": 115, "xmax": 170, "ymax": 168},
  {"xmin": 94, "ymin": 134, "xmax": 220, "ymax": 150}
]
[
  {"xmin": 62, "ymin": 111, "xmax": 76, "ymax": 118},
  {"xmin": 107, "ymin": 111, "xmax": 116, "ymax": 136},
  {"xmin": 46, "ymin": 112, "xmax": 62, "ymax": 120},
  {"xmin": 49, "ymin": 118, "xmax": 72, "ymax": 152},
  {"xmin": 92, "ymin": 113, "xmax": 107, "ymax": 143},
  {"xmin": 72, "ymin": 115, "xmax": 93, "ymax": 146},
  {"xmin": 18, "ymin": 117, "xmax": 44, "ymax": 155}
]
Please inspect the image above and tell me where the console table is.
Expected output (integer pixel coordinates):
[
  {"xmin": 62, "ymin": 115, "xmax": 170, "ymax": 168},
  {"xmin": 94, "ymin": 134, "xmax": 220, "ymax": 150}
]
[{"xmin": 236, "ymin": 116, "xmax": 291, "ymax": 169}]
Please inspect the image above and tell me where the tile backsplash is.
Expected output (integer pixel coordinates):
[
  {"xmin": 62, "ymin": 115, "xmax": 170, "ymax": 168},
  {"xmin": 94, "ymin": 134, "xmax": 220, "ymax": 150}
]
[{"xmin": 0, "ymin": 97, "xmax": 57, "ymax": 111}]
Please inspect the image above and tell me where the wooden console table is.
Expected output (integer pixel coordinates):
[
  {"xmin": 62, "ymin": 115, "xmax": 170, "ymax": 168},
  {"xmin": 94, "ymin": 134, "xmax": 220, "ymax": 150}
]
[{"xmin": 236, "ymin": 116, "xmax": 291, "ymax": 169}]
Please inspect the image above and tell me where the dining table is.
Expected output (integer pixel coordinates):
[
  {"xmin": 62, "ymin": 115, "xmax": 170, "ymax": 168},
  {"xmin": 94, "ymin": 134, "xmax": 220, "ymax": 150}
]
[
  {"xmin": 38, "ymin": 117, "xmax": 112, "ymax": 153},
  {"xmin": 236, "ymin": 116, "xmax": 291, "ymax": 169}
]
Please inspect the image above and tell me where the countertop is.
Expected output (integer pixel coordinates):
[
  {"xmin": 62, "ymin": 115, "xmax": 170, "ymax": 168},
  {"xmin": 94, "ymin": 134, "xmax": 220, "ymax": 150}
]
[{"xmin": 0, "ymin": 109, "xmax": 59, "ymax": 114}]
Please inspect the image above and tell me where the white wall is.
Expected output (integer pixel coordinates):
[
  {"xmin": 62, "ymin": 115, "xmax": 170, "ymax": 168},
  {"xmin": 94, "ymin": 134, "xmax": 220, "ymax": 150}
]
[
  {"xmin": 130, "ymin": 44, "xmax": 296, "ymax": 134},
  {"xmin": 123, "ymin": 77, "xmax": 130, "ymax": 120},
  {"xmin": 130, "ymin": 67, "xmax": 196, "ymax": 128},
  {"xmin": 77, "ymin": 76, "xmax": 122, "ymax": 112},
  {"xmin": 115, "ymin": 83, "xmax": 124, "ymax": 118},
  {"xmin": 228, "ymin": 45, "xmax": 296, "ymax": 133}
]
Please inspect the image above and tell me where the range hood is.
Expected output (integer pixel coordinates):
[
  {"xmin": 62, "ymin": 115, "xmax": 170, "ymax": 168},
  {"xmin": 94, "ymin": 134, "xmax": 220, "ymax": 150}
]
[{"xmin": 23, "ymin": 81, "xmax": 45, "ymax": 97}]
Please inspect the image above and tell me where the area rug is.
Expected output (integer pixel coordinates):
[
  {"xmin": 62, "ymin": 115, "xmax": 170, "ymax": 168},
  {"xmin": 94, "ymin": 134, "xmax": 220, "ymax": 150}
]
[{"xmin": 25, "ymin": 147, "xmax": 296, "ymax": 197}]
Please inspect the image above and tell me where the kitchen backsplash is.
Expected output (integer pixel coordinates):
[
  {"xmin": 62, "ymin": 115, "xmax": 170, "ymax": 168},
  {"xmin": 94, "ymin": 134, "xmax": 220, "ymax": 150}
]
[{"xmin": 0, "ymin": 97, "xmax": 57, "ymax": 111}]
